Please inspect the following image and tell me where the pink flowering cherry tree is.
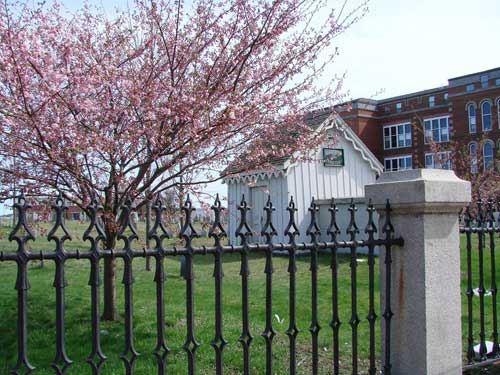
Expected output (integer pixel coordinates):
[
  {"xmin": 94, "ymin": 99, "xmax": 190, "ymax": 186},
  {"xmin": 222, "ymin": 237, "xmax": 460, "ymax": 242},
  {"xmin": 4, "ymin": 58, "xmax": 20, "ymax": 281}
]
[{"xmin": 0, "ymin": 0, "xmax": 365, "ymax": 320}]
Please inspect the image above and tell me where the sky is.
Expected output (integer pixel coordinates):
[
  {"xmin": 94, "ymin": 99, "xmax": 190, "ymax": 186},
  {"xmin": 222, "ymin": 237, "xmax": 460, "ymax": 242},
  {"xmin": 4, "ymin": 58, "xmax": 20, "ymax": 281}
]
[{"xmin": 2, "ymin": 0, "xmax": 500, "ymax": 213}]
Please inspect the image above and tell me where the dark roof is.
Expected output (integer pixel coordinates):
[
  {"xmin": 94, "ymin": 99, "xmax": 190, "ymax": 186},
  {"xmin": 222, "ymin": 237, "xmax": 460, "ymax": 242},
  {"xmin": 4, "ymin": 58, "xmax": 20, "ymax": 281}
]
[{"xmin": 223, "ymin": 108, "xmax": 335, "ymax": 175}]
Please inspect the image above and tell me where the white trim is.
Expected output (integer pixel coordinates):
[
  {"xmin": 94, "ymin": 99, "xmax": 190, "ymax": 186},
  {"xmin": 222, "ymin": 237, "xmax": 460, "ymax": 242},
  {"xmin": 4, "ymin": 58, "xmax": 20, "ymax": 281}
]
[
  {"xmin": 498, "ymin": 98, "xmax": 500, "ymax": 129},
  {"xmin": 481, "ymin": 100, "xmax": 492, "ymax": 132},
  {"xmin": 423, "ymin": 115, "xmax": 450, "ymax": 144},
  {"xmin": 469, "ymin": 142, "xmax": 478, "ymax": 174},
  {"xmin": 467, "ymin": 103, "xmax": 477, "ymax": 133},
  {"xmin": 384, "ymin": 154, "xmax": 413, "ymax": 172},
  {"xmin": 483, "ymin": 139, "xmax": 494, "ymax": 171},
  {"xmin": 284, "ymin": 113, "xmax": 384, "ymax": 175},
  {"xmin": 383, "ymin": 122, "xmax": 412, "ymax": 150},
  {"xmin": 223, "ymin": 169, "xmax": 285, "ymax": 184},
  {"xmin": 225, "ymin": 112, "xmax": 384, "ymax": 183},
  {"xmin": 424, "ymin": 151, "xmax": 452, "ymax": 169}
]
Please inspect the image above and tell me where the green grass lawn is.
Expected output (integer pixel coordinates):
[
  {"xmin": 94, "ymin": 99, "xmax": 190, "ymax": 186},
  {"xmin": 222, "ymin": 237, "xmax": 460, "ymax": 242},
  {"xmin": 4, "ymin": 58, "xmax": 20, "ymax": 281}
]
[{"xmin": 0, "ymin": 221, "xmax": 498, "ymax": 374}]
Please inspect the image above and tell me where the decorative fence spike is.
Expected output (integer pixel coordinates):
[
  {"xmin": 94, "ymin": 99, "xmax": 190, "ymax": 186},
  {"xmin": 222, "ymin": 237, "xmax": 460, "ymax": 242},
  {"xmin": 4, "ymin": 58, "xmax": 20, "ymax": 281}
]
[
  {"xmin": 328, "ymin": 199, "xmax": 341, "ymax": 375},
  {"xmin": 209, "ymin": 194, "xmax": 228, "ymax": 375},
  {"xmin": 285, "ymin": 196, "xmax": 299, "ymax": 375},
  {"xmin": 118, "ymin": 197, "xmax": 140, "ymax": 374},
  {"xmin": 49, "ymin": 193, "xmax": 73, "ymax": 374},
  {"xmin": 476, "ymin": 198, "xmax": 488, "ymax": 360},
  {"xmin": 148, "ymin": 194, "xmax": 171, "ymax": 252},
  {"xmin": 236, "ymin": 194, "xmax": 253, "ymax": 375},
  {"xmin": 10, "ymin": 191, "xmax": 35, "ymax": 375},
  {"xmin": 148, "ymin": 194, "xmax": 171, "ymax": 374},
  {"xmin": 180, "ymin": 195, "xmax": 200, "ymax": 375},
  {"xmin": 365, "ymin": 200, "xmax": 378, "ymax": 375},
  {"xmin": 347, "ymin": 199, "xmax": 360, "ymax": 375},
  {"xmin": 83, "ymin": 198, "xmax": 107, "ymax": 374},
  {"xmin": 306, "ymin": 198, "xmax": 321, "ymax": 375},
  {"xmin": 261, "ymin": 196, "xmax": 277, "ymax": 375},
  {"xmin": 486, "ymin": 198, "xmax": 499, "ymax": 356},
  {"xmin": 382, "ymin": 200, "xmax": 395, "ymax": 375}
]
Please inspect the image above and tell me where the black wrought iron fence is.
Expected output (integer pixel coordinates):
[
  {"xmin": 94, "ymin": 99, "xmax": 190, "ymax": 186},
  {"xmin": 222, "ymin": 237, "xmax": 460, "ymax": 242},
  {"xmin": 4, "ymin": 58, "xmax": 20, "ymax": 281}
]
[
  {"xmin": 0, "ymin": 192, "xmax": 403, "ymax": 375},
  {"xmin": 461, "ymin": 199, "xmax": 500, "ymax": 373}
]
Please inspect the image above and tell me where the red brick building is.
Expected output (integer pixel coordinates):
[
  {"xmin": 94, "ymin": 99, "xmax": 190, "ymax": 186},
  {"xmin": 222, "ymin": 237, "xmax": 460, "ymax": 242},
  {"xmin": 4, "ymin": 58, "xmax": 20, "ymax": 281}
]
[{"xmin": 336, "ymin": 67, "xmax": 500, "ymax": 174}]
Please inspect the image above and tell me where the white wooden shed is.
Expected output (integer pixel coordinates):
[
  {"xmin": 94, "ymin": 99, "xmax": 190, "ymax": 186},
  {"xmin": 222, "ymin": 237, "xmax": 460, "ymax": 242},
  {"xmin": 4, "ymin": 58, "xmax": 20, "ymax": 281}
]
[{"xmin": 223, "ymin": 113, "xmax": 383, "ymax": 245}]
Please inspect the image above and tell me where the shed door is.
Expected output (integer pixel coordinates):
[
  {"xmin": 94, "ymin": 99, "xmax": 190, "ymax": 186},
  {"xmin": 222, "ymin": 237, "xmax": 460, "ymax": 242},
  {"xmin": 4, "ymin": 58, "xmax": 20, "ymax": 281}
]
[{"xmin": 250, "ymin": 186, "xmax": 267, "ymax": 243}]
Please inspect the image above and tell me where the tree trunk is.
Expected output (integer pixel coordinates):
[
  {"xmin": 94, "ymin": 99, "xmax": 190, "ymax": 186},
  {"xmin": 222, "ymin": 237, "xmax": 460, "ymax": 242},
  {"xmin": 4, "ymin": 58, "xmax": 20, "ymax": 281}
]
[
  {"xmin": 102, "ymin": 206, "xmax": 118, "ymax": 321},
  {"xmin": 102, "ymin": 257, "xmax": 117, "ymax": 321}
]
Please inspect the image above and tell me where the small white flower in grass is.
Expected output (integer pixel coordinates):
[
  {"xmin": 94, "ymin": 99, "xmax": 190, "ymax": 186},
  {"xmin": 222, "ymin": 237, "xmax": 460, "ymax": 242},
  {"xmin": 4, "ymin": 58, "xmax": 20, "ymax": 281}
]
[
  {"xmin": 474, "ymin": 341, "xmax": 494, "ymax": 356},
  {"xmin": 473, "ymin": 288, "xmax": 492, "ymax": 297},
  {"xmin": 274, "ymin": 314, "xmax": 285, "ymax": 324}
]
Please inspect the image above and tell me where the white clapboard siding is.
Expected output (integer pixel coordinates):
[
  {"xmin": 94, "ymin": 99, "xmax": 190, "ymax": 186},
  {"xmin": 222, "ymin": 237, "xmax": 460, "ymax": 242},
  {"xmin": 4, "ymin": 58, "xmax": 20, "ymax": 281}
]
[
  {"xmin": 225, "ymin": 114, "xmax": 383, "ymax": 245},
  {"xmin": 227, "ymin": 174, "xmax": 288, "ymax": 244},
  {"xmin": 286, "ymin": 134, "xmax": 378, "ymax": 242}
]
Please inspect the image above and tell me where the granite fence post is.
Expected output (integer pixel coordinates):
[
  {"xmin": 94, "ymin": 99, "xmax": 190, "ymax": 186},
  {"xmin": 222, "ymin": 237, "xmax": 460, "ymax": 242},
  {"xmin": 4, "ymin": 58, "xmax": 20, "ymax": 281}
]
[{"xmin": 366, "ymin": 169, "xmax": 471, "ymax": 375}]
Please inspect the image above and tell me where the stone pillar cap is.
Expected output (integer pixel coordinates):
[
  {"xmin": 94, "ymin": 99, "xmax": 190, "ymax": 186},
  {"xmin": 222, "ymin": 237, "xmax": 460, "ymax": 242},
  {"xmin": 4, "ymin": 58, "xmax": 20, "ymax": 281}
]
[{"xmin": 365, "ymin": 169, "xmax": 471, "ymax": 212}]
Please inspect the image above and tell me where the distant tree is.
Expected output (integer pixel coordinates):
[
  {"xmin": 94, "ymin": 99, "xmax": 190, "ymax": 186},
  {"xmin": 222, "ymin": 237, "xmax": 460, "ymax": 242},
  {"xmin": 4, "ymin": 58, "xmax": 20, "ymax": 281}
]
[{"xmin": 0, "ymin": 0, "xmax": 366, "ymax": 320}]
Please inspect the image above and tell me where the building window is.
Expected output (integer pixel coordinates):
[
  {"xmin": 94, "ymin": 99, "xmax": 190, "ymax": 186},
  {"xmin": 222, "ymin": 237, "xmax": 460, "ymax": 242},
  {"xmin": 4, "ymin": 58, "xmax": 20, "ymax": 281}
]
[
  {"xmin": 480, "ymin": 74, "xmax": 489, "ymax": 89},
  {"xmin": 468, "ymin": 103, "xmax": 476, "ymax": 133},
  {"xmin": 383, "ymin": 123, "xmax": 412, "ymax": 149},
  {"xmin": 424, "ymin": 116, "xmax": 449, "ymax": 143},
  {"xmin": 384, "ymin": 105, "xmax": 390, "ymax": 114},
  {"xmin": 482, "ymin": 101, "xmax": 492, "ymax": 131},
  {"xmin": 466, "ymin": 84, "xmax": 475, "ymax": 92},
  {"xmin": 396, "ymin": 102, "xmax": 402, "ymax": 113},
  {"xmin": 496, "ymin": 79, "xmax": 500, "ymax": 86},
  {"xmin": 444, "ymin": 93, "xmax": 449, "ymax": 103},
  {"xmin": 498, "ymin": 99, "xmax": 500, "ymax": 128},
  {"xmin": 384, "ymin": 155, "xmax": 412, "ymax": 172},
  {"xmin": 470, "ymin": 142, "xmax": 478, "ymax": 173},
  {"xmin": 428, "ymin": 96, "xmax": 435, "ymax": 107},
  {"xmin": 483, "ymin": 141, "xmax": 494, "ymax": 171},
  {"xmin": 425, "ymin": 152, "xmax": 452, "ymax": 170}
]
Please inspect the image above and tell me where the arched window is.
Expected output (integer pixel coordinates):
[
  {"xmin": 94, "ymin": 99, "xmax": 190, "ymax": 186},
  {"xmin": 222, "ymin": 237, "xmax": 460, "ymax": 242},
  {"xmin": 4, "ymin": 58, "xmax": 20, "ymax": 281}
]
[
  {"xmin": 482, "ymin": 101, "xmax": 492, "ymax": 131},
  {"xmin": 498, "ymin": 99, "xmax": 500, "ymax": 129},
  {"xmin": 468, "ymin": 103, "xmax": 476, "ymax": 133},
  {"xmin": 469, "ymin": 142, "xmax": 478, "ymax": 173},
  {"xmin": 483, "ymin": 141, "xmax": 494, "ymax": 171}
]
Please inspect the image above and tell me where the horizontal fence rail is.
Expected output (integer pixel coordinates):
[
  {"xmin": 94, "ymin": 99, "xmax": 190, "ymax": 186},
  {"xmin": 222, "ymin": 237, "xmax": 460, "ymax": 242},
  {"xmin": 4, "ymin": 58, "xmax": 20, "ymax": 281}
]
[
  {"xmin": 0, "ymin": 192, "xmax": 403, "ymax": 375},
  {"xmin": 460, "ymin": 198, "xmax": 500, "ymax": 373}
]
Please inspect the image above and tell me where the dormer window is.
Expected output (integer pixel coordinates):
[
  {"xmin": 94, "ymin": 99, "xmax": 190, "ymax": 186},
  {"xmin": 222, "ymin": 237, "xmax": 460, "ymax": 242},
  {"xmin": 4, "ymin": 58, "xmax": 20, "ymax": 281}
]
[
  {"xmin": 480, "ymin": 74, "xmax": 489, "ymax": 89},
  {"xmin": 428, "ymin": 96, "xmax": 435, "ymax": 107}
]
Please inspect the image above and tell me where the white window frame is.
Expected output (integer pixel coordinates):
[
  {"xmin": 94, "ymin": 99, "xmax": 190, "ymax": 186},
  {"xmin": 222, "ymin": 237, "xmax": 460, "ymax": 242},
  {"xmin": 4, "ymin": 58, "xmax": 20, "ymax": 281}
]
[
  {"xmin": 424, "ymin": 116, "xmax": 450, "ymax": 144},
  {"xmin": 425, "ymin": 151, "xmax": 452, "ymax": 170},
  {"xmin": 498, "ymin": 99, "xmax": 500, "ymax": 129},
  {"xmin": 468, "ymin": 103, "xmax": 477, "ymax": 133},
  {"xmin": 469, "ymin": 142, "xmax": 478, "ymax": 174},
  {"xmin": 482, "ymin": 101, "xmax": 492, "ymax": 131},
  {"xmin": 483, "ymin": 140, "xmax": 494, "ymax": 171},
  {"xmin": 428, "ymin": 96, "xmax": 435, "ymax": 107},
  {"xmin": 384, "ymin": 155, "xmax": 412, "ymax": 172},
  {"xmin": 383, "ymin": 123, "xmax": 412, "ymax": 150}
]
